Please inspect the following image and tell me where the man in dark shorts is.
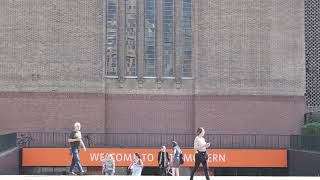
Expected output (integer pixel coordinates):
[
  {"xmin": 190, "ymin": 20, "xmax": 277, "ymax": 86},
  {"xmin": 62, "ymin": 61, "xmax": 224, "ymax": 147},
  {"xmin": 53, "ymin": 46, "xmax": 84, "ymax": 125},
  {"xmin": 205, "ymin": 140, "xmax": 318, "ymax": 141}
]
[{"xmin": 68, "ymin": 122, "xmax": 86, "ymax": 175}]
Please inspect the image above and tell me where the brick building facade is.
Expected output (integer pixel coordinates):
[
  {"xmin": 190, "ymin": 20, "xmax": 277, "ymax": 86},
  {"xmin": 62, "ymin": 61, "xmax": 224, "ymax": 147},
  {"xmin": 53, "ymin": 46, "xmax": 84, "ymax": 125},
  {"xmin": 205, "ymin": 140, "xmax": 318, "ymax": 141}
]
[
  {"xmin": 0, "ymin": 0, "xmax": 306, "ymax": 135},
  {"xmin": 305, "ymin": 0, "xmax": 320, "ymax": 112}
]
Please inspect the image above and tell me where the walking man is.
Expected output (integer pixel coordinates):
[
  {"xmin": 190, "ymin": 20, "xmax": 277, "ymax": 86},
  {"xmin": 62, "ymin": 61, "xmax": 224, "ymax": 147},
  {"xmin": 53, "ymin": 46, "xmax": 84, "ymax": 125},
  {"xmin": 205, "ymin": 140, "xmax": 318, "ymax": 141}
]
[
  {"xmin": 68, "ymin": 122, "xmax": 86, "ymax": 175},
  {"xmin": 158, "ymin": 146, "xmax": 170, "ymax": 176}
]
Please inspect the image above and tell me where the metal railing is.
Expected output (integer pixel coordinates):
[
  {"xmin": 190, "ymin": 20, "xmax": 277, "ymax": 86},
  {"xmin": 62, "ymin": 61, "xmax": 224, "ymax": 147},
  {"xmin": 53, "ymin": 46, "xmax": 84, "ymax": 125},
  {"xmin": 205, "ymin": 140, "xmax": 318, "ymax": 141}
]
[
  {"xmin": 289, "ymin": 135, "xmax": 320, "ymax": 151},
  {"xmin": 0, "ymin": 133, "xmax": 17, "ymax": 152},
  {"xmin": 16, "ymin": 132, "xmax": 289, "ymax": 149},
  {"xmin": 15, "ymin": 132, "xmax": 320, "ymax": 151}
]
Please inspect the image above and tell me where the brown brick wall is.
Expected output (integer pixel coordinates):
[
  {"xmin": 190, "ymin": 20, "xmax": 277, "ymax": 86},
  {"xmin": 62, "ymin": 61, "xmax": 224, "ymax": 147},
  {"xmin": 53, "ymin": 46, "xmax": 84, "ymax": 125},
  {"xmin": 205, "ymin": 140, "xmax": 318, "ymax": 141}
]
[
  {"xmin": 106, "ymin": 94, "xmax": 305, "ymax": 135},
  {"xmin": 105, "ymin": 94, "xmax": 194, "ymax": 134},
  {"xmin": 195, "ymin": 95, "xmax": 305, "ymax": 135},
  {"xmin": 0, "ymin": 0, "xmax": 306, "ymax": 96},
  {"xmin": 0, "ymin": 92, "xmax": 305, "ymax": 135},
  {"xmin": 0, "ymin": 0, "xmax": 105, "ymax": 93},
  {"xmin": 0, "ymin": 0, "xmax": 307, "ymax": 136},
  {"xmin": 0, "ymin": 92, "xmax": 105, "ymax": 133},
  {"xmin": 196, "ymin": 0, "xmax": 305, "ymax": 96}
]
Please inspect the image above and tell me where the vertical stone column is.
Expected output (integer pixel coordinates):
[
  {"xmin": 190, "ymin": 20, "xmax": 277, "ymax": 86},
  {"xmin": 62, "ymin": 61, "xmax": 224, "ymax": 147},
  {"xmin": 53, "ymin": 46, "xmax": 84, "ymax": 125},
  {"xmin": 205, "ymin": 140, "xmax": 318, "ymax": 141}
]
[
  {"xmin": 192, "ymin": 0, "xmax": 198, "ymax": 83},
  {"xmin": 118, "ymin": 0, "xmax": 126, "ymax": 85},
  {"xmin": 191, "ymin": 0, "xmax": 198, "ymax": 131},
  {"xmin": 136, "ymin": 0, "xmax": 145, "ymax": 86},
  {"xmin": 156, "ymin": 0, "xmax": 164, "ymax": 87},
  {"xmin": 174, "ymin": 0, "xmax": 182, "ymax": 87},
  {"xmin": 103, "ymin": 0, "xmax": 107, "ymax": 77}
]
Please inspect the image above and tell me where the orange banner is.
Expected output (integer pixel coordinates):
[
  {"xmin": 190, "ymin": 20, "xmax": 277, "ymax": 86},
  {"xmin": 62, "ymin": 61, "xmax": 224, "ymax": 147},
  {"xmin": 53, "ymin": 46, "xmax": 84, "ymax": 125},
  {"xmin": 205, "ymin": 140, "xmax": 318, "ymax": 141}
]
[{"xmin": 22, "ymin": 148, "xmax": 287, "ymax": 168}]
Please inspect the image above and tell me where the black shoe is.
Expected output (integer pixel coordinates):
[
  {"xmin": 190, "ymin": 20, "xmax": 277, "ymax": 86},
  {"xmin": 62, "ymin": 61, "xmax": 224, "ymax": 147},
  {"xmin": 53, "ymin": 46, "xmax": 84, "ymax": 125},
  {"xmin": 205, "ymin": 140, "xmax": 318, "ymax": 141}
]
[{"xmin": 190, "ymin": 177, "xmax": 193, "ymax": 180}]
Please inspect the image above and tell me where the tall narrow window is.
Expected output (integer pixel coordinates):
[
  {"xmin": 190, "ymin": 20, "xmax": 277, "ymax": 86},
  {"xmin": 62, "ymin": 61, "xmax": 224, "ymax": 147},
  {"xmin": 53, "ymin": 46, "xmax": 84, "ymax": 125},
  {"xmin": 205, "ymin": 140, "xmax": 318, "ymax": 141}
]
[
  {"xmin": 106, "ymin": 0, "xmax": 118, "ymax": 76},
  {"xmin": 144, "ymin": 0, "xmax": 156, "ymax": 77},
  {"xmin": 125, "ymin": 0, "xmax": 137, "ymax": 76},
  {"xmin": 163, "ymin": 0, "xmax": 174, "ymax": 77},
  {"xmin": 181, "ymin": 0, "xmax": 192, "ymax": 77}
]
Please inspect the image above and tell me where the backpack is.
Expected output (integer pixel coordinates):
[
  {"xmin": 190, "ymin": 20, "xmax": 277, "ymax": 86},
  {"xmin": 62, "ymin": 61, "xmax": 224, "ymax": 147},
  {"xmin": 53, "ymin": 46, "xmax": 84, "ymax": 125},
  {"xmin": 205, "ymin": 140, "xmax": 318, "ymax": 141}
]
[{"xmin": 179, "ymin": 153, "xmax": 184, "ymax": 164}]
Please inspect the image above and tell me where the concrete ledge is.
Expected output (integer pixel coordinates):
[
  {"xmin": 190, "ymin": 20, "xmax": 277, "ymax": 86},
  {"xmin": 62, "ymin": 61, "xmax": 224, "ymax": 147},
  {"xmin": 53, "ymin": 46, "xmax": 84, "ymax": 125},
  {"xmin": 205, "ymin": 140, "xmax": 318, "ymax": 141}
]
[
  {"xmin": 288, "ymin": 149, "xmax": 320, "ymax": 176},
  {"xmin": 0, "ymin": 147, "xmax": 19, "ymax": 175}
]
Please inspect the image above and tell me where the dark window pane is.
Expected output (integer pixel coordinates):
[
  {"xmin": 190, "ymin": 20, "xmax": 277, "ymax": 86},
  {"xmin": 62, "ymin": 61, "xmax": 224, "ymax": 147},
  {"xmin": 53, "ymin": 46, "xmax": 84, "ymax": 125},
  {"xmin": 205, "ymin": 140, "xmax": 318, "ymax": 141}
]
[
  {"xmin": 162, "ymin": 0, "xmax": 174, "ymax": 77},
  {"xmin": 144, "ymin": 0, "xmax": 156, "ymax": 77},
  {"xmin": 106, "ymin": 0, "xmax": 118, "ymax": 76},
  {"xmin": 181, "ymin": 0, "xmax": 192, "ymax": 77},
  {"xmin": 125, "ymin": 0, "xmax": 137, "ymax": 76}
]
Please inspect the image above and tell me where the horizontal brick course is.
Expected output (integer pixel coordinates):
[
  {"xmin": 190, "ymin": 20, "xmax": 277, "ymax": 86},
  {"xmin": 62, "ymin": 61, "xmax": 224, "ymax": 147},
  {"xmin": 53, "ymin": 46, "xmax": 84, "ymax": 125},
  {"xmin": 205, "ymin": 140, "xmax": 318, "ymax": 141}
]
[{"xmin": 0, "ymin": 92, "xmax": 305, "ymax": 135}]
